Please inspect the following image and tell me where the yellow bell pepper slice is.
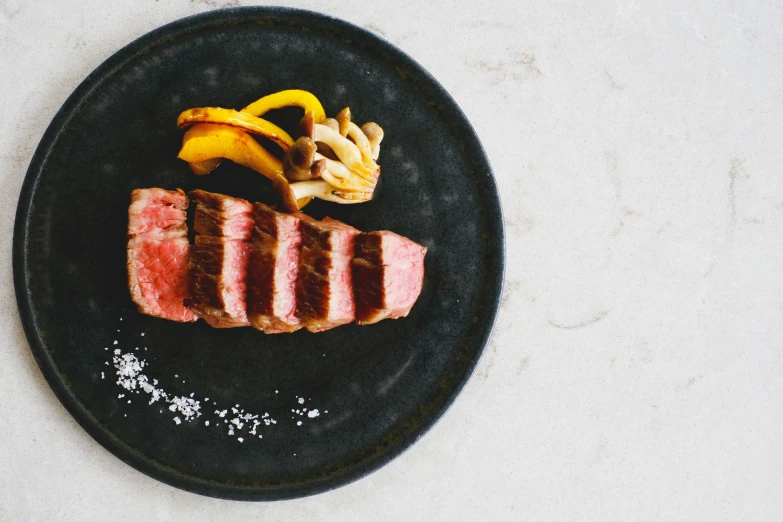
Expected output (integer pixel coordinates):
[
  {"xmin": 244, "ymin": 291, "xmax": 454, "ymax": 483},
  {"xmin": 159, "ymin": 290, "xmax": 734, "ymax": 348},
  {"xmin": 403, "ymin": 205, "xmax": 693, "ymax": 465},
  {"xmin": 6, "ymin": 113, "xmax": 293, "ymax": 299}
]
[
  {"xmin": 177, "ymin": 123, "xmax": 283, "ymax": 181},
  {"xmin": 188, "ymin": 158, "xmax": 221, "ymax": 176},
  {"xmin": 177, "ymin": 107, "xmax": 294, "ymax": 150},
  {"xmin": 241, "ymin": 90, "xmax": 326, "ymax": 123}
]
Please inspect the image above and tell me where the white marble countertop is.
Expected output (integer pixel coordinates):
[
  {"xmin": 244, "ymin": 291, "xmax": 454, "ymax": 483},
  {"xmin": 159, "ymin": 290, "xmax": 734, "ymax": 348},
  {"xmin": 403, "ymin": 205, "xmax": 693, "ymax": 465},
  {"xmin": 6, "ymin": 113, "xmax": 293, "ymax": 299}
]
[{"xmin": 1, "ymin": 0, "xmax": 781, "ymax": 519}]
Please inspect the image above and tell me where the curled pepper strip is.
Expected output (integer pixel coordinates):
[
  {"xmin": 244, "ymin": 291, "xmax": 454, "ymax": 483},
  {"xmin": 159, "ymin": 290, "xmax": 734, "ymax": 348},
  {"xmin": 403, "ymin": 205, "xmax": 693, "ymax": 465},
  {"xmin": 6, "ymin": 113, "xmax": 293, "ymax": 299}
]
[
  {"xmin": 177, "ymin": 123, "xmax": 283, "ymax": 181},
  {"xmin": 188, "ymin": 158, "xmax": 222, "ymax": 176},
  {"xmin": 177, "ymin": 107, "xmax": 294, "ymax": 150},
  {"xmin": 241, "ymin": 89, "xmax": 327, "ymax": 123}
]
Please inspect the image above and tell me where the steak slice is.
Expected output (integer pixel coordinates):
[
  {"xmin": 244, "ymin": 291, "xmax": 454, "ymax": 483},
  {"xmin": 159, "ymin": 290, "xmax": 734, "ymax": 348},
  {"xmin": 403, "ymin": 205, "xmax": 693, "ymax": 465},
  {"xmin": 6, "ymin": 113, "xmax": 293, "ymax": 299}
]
[
  {"xmin": 352, "ymin": 231, "xmax": 427, "ymax": 324},
  {"xmin": 185, "ymin": 190, "xmax": 253, "ymax": 328},
  {"xmin": 246, "ymin": 203, "xmax": 310, "ymax": 334},
  {"xmin": 296, "ymin": 217, "xmax": 360, "ymax": 332},
  {"xmin": 127, "ymin": 188, "xmax": 197, "ymax": 322}
]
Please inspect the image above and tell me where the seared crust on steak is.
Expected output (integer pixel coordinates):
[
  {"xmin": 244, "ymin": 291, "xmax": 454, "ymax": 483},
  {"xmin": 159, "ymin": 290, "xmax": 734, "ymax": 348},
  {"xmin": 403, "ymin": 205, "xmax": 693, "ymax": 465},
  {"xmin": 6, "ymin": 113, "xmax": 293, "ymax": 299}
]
[{"xmin": 185, "ymin": 190, "xmax": 253, "ymax": 328}]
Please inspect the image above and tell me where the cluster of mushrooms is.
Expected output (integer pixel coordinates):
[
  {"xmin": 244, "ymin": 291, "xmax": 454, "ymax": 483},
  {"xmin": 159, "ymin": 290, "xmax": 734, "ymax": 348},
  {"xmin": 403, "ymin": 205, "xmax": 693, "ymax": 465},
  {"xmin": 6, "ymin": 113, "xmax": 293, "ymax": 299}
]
[{"xmin": 175, "ymin": 89, "xmax": 384, "ymax": 212}]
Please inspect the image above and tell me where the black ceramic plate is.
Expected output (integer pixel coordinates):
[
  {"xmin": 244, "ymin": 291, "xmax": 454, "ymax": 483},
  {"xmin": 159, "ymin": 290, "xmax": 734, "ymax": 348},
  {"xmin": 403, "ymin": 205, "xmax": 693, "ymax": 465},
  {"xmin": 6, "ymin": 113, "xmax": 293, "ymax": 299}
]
[{"xmin": 13, "ymin": 7, "xmax": 503, "ymax": 500}]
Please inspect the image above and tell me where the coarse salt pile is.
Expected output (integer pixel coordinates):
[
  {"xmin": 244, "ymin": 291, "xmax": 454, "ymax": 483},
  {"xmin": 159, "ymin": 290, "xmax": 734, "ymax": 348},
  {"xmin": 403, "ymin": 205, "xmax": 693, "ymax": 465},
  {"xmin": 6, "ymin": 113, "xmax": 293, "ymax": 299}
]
[
  {"xmin": 105, "ymin": 324, "xmax": 327, "ymax": 445},
  {"xmin": 112, "ymin": 350, "xmax": 201, "ymax": 422}
]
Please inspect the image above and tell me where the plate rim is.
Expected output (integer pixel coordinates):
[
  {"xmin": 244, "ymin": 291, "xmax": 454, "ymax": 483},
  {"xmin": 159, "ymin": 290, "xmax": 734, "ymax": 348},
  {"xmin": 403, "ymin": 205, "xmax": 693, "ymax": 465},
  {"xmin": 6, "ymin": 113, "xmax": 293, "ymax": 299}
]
[{"xmin": 12, "ymin": 6, "xmax": 505, "ymax": 500}]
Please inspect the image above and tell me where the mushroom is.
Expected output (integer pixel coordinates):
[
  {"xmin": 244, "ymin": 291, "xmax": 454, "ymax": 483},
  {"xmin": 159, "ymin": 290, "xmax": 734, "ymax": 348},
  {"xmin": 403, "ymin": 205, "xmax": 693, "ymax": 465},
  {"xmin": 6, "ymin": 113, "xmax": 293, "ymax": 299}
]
[
  {"xmin": 274, "ymin": 178, "xmax": 370, "ymax": 212},
  {"xmin": 283, "ymin": 136, "xmax": 318, "ymax": 181},
  {"xmin": 345, "ymin": 121, "xmax": 373, "ymax": 162},
  {"xmin": 310, "ymin": 123, "xmax": 375, "ymax": 179},
  {"xmin": 276, "ymin": 110, "xmax": 384, "ymax": 211},
  {"xmin": 361, "ymin": 122, "xmax": 384, "ymax": 160},
  {"xmin": 335, "ymin": 107, "xmax": 351, "ymax": 137}
]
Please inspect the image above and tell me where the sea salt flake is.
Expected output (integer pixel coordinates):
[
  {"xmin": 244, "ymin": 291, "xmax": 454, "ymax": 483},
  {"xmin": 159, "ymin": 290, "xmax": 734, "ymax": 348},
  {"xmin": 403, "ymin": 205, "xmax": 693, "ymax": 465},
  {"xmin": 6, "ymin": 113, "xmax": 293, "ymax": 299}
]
[
  {"xmin": 296, "ymin": 421, "xmax": 302, "ymax": 426},
  {"xmin": 238, "ymin": 438, "xmax": 243, "ymax": 443},
  {"xmin": 308, "ymin": 409, "xmax": 320, "ymax": 418},
  {"xmin": 298, "ymin": 397, "xmax": 305, "ymax": 405},
  {"xmin": 173, "ymin": 417, "xmax": 181, "ymax": 425}
]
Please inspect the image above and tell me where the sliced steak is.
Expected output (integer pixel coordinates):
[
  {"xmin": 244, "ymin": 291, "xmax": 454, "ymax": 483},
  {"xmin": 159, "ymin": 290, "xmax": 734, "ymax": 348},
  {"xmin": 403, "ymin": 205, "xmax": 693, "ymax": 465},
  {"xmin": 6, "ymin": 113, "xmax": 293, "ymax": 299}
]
[
  {"xmin": 352, "ymin": 231, "xmax": 427, "ymax": 325},
  {"xmin": 246, "ymin": 203, "xmax": 311, "ymax": 333},
  {"xmin": 185, "ymin": 190, "xmax": 253, "ymax": 328},
  {"xmin": 296, "ymin": 217, "xmax": 360, "ymax": 332},
  {"xmin": 127, "ymin": 188, "xmax": 197, "ymax": 322}
]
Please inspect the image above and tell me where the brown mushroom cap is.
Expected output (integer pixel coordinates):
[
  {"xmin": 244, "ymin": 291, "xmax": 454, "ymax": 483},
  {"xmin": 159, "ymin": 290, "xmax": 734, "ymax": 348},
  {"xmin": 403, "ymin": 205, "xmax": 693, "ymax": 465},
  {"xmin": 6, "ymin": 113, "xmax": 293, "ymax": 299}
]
[
  {"xmin": 361, "ymin": 122, "xmax": 384, "ymax": 160},
  {"xmin": 335, "ymin": 107, "xmax": 351, "ymax": 137},
  {"xmin": 283, "ymin": 136, "xmax": 318, "ymax": 181},
  {"xmin": 310, "ymin": 158, "xmax": 328, "ymax": 179}
]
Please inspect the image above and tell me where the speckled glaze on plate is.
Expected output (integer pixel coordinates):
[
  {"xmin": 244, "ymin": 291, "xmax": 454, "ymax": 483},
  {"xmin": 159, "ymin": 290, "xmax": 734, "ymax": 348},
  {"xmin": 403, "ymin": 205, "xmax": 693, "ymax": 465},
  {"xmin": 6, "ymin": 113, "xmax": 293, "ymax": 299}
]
[{"xmin": 13, "ymin": 7, "xmax": 504, "ymax": 500}]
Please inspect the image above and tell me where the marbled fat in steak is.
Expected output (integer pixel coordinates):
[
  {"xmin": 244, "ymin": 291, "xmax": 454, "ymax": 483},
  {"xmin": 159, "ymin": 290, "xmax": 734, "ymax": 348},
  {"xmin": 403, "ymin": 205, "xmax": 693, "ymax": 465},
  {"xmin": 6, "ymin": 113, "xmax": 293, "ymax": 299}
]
[
  {"xmin": 352, "ymin": 231, "xmax": 427, "ymax": 325},
  {"xmin": 185, "ymin": 190, "xmax": 253, "ymax": 328},
  {"xmin": 127, "ymin": 188, "xmax": 197, "ymax": 322},
  {"xmin": 296, "ymin": 217, "xmax": 360, "ymax": 332}
]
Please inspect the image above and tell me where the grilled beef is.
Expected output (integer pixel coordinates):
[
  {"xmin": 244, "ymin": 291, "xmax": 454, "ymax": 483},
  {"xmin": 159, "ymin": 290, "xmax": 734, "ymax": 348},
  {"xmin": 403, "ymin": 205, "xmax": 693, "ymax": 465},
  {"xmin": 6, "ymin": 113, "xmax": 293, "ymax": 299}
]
[
  {"xmin": 246, "ymin": 203, "xmax": 312, "ymax": 333},
  {"xmin": 185, "ymin": 190, "xmax": 253, "ymax": 328},
  {"xmin": 352, "ymin": 231, "xmax": 427, "ymax": 325},
  {"xmin": 127, "ymin": 188, "xmax": 197, "ymax": 322},
  {"xmin": 295, "ymin": 217, "xmax": 360, "ymax": 332}
]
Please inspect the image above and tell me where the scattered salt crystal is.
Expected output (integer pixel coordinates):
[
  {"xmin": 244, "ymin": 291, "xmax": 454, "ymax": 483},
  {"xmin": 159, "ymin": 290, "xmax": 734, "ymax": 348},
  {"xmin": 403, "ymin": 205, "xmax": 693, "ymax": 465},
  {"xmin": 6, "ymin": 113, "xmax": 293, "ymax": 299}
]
[
  {"xmin": 113, "ymin": 341, "xmax": 118, "ymax": 345},
  {"xmin": 141, "ymin": 333, "xmax": 145, "ymax": 336},
  {"xmin": 308, "ymin": 409, "xmax": 320, "ymax": 418},
  {"xmin": 298, "ymin": 397, "xmax": 305, "ymax": 405},
  {"xmin": 275, "ymin": 390, "xmax": 278, "ymax": 394},
  {"xmin": 205, "ymin": 421, "xmax": 210, "ymax": 426},
  {"xmin": 101, "ymin": 372, "xmax": 105, "ymax": 379},
  {"xmin": 118, "ymin": 394, "xmax": 124, "ymax": 398},
  {"xmin": 238, "ymin": 438, "xmax": 243, "ymax": 443},
  {"xmin": 114, "ymin": 349, "xmax": 121, "ymax": 355},
  {"xmin": 174, "ymin": 417, "xmax": 181, "ymax": 425},
  {"xmin": 296, "ymin": 421, "xmax": 302, "ymax": 426}
]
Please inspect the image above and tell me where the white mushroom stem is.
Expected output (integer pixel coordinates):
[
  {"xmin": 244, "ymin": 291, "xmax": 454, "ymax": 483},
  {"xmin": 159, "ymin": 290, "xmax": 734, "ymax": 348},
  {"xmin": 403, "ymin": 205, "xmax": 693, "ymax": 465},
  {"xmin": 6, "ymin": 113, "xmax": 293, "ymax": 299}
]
[
  {"xmin": 289, "ymin": 180, "xmax": 368, "ymax": 204},
  {"xmin": 361, "ymin": 122, "xmax": 384, "ymax": 160},
  {"xmin": 312, "ymin": 124, "xmax": 374, "ymax": 179},
  {"xmin": 313, "ymin": 152, "xmax": 374, "ymax": 189},
  {"xmin": 346, "ymin": 122, "xmax": 373, "ymax": 163}
]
